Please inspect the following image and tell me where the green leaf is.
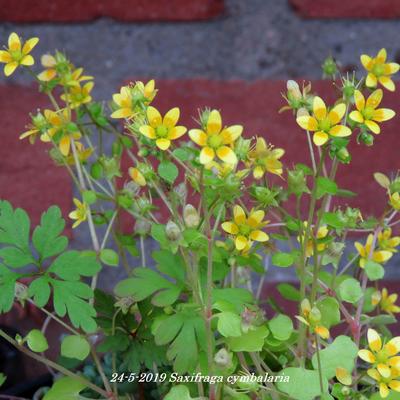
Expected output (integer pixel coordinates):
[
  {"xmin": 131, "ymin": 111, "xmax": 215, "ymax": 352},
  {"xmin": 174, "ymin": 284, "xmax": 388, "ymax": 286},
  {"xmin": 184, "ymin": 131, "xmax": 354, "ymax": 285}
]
[
  {"xmin": 269, "ymin": 314, "xmax": 293, "ymax": 341},
  {"xmin": 26, "ymin": 329, "xmax": 49, "ymax": 353},
  {"xmin": 165, "ymin": 385, "xmax": 196, "ymax": 400},
  {"xmin": 365, "ymin": 260, "xmax": 385, "ymax": 281},
  {"xmin": 100, "ymin": 249, "xmax": 119, "ymax": 267},
  {"xmin": 0, "ymin": 246, "xmax": 35, "ymax": 268},
  {"xmin": 339, "ymin": 278, "xmax": 363, "ymax": 304},
  {"xmin": 114, "ymin": 267, "xmax": 182, "ymax": 307},
  {"xmin": 0, "ymin": 373, "xmax": 6, "ymax": 388},
  {"xmin": 217, "ymin": 312, "xmax": 242, "ymax": 337},
  {"xmin": 152, "ymin": 250, "xmax": 185, "ymax": 283},
  {"xmin": 43, "ymin": 377, "xmax": 86, "ymax": 400},
  {"xmin": 336, "ymin": 188, "xmax": 357, "ymax": 198},
  {"xmin": 317, "ymin": 297, "xmax": 340, "ymax": 328},
  {"xmin": 276, "ymin": 368, "xmax": 328, "ymax": 400},
  {"xmin": 0, "ymin": 200, "xmax": 30, "ymax": 252},
  {"xmin": 50, "ymin": 279, "xmax": 97, "ymax": 333},
  {"xmin": 82, "ymin": 190, "xmax": 97, "ymax": 205},
  {"xmin": 321, "ymin": 212, "xmax": 346, "ymax": 229},
  {"xmin": 277, "ymin": 283, "xmax": 301, "ymax": 301},
  {"xmin": 212, "ymin": 288, "xmax": 253, "ymax": 314},
  {"xmin": 32, "ymin": 206, "xmax": 68, "ymax": 260},
  {"xmin": 0, "ymin": 264, "xmax": 17, "ymax": 313},
  {"xmin": 158, "ymin": 160, "xmax": 179, "ymax": 184},
  {"xmin": 49, "ymin": 251, "xmax": 101, "ymax": 281},
  {"xmin": 271, "ymin": 252, "xmax": 295, "ymax": 268},
  {"xmin": 29, "ymin": 277, "xmax": 51, "ymax": 307},
  {"xmin": 151, "ymin": 224, "xmax": 169, "ymax": 247},
  {"xmin": 172, "ymin": 148, "xmax": 191, "ymax": 162},
  {"xmin": 316, "ymin": 177, "xmax": 337, "ymax": 199},
  {"xmin": 227, "ymin": 325, "xmax": 269, "ymax": 352},
  {"xmin": 311, "ymin": 335, "xmax": 358, "ymax": 379},
  {"xmin": 61, "ymin": 335, "xmax": 90, "ymax": 361}
]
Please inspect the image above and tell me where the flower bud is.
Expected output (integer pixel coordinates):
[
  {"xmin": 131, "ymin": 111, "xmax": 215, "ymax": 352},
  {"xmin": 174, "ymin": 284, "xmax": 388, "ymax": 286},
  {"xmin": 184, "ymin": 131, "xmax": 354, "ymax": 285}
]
[
  {"xmin": 336, "ymin": 147, "xmax": 351, "ymax": 164},
  {"xmin": 134, "ymin": 219, "xmax": 151, "ymax": 236},
  {"xmin": 214, "ymin": 348, "xmax": 233, "ymax": 368},
  {"xmin": 183, "ymin": 204, "xmax": 200, "ymax": 228},
  {"xmin": 287, "ymin": 80, "xmax": 302, "ymax": 100},
  {"xmin": 309, "ymin": 306, "xmax": 322, "ymax": 324},
  {"xmin": 165, "ymin": 220, "xmax": 181, "ymax": 241},
  {"xmin": 359, "ymin": 132, "xmax": 374, "ymax": 146},
  {"xmin": 322, "ymin": 56, "xmax": 338, "ymax": 78},
  {"xmin": 296, "ymin": 107, "xmax": 309, "ymax": 118},
  {"xmin": 288, "ymin": 169, "xmax": 309, "ymax": 196},
  {"xmin": 174, "ymin": 183, "xmax": 187, "ymax": 204},
  {"xmin": 15, "ymin": 282, "xmax": 28, "ymax": 301}
]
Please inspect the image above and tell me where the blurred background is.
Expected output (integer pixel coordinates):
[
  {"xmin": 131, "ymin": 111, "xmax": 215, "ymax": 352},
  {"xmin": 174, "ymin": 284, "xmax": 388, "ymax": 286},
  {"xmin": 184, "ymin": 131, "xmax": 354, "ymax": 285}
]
[{"xmin": 0, "ymin": 0, "xmax": 400, "ymax": 396}]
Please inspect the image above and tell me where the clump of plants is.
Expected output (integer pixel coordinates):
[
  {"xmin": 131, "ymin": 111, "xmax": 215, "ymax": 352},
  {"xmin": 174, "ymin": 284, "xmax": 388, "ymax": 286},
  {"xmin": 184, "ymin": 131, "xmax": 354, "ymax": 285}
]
[{"xmin": 0, "ymin": 33, "xmax": 400, "ymax": 400}]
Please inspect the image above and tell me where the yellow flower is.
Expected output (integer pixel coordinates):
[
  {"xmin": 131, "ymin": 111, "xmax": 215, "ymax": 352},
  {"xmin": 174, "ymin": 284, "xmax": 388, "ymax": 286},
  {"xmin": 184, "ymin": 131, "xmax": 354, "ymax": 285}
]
[
  {"xmin": 60, "ymin": 82, "xmax": 94, "ymax": 109},
  {"xmin": 296, "ymin": 299, "xmax": 330, "ymax": 339},
  {"xmin": 189, "ymin": 110, "xmax": 243, "ymax": 166},
  {"xmin": 378, "ymin": 228, "xmax": 400, "ymax": 253},
  {"xmin": 296, "ymin": 96, "xmax": 351, "ymax": 146},
  {"xmin": 355, "ymin": 234, "xmax": 393, "ymax": 268},
  {"xmin": 129, "ymin": 167, "xmax": 146, "ymax": 187},
  {"xmin": 389, "ymin": 192, "xmax": 400, "ymax": 210},
  {"xmin": 111, "ymin": 80, "xmax": 156, "ymax": 119},
  {"xmin": 358, "ymin": 329, "xmax": 400, "ymax": 398},
  {"xmin": 349, "ymin": 89, "xmax": 395, "ymax": 134},
  {"xmin": 68, "ymin": 198, "xmax": 88, "ymax": 228},
  {"xmin": 139, "ymin": 106, "xmax": 186, "ymax": 150},
  {"xmin": 298, "ymin": 222, "xmax": 329, "ymax": 258},
  {"xmin": 247, "ymin": 137, "xmax": 285, "ymax": 178},
  {"xmin": 0, "ymin": 32, "xmax": 38, "ymax": 76},
  {"xmin": 372, "ymin": 288, "xmax": 400, "ymax": 315},
  {"xmin": 19, "ymin": 112, "xmax": 48, "ymax": 144},
  {"xmin": 336, "ymin": 367, "xmax": 352, "ymax": 386},
  {"xmin": 221, "ymin": 205, "xmax": 269, "ymax": 251},
  {"xmin": 361, "ymin": 49, "xmax": 400, "ymax": 92},
  {"xmin": 42, "ymin": 109, "xmax": 82, "ymax": 156}
]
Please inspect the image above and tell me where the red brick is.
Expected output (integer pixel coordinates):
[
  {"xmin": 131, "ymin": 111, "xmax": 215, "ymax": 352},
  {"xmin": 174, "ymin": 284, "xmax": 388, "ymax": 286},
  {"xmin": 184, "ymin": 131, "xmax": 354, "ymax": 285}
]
[
  {"xmin": 290, "ymin": 0, "xmax": 400, "ymax": 19},
  {"xmin": 0, "ymin": 0, "xmax": 224, "ymax": 23},
  {"xmin": 120, "ymin": 79, "xmax": 399, "ymax": 229},
  {"xmin": 0, "ymin": 84, "xmax": 72, "ymax": 231}
]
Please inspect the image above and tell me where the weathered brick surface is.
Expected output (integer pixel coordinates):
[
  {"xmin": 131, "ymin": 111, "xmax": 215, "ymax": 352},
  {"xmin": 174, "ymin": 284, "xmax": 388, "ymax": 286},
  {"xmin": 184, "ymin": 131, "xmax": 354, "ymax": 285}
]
[
  {"xmin": 0, "ymin": 0, "xmax": 224, "ymax": 23},
  {"xmin": 290, "ymin": 0, "xmax": 400, "ymax": 19},
  {"xmin": 0, "ymin": 85, "xmax": 72, "ymax": 230}
]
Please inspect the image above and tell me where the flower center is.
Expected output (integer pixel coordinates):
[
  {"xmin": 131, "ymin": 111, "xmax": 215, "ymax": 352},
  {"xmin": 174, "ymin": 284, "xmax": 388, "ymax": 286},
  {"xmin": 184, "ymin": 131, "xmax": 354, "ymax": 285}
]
[
  {"xmin": 363, "ymin": 107, "xmax": 374, "ymax": 120},
  {"xmin": 319, "ymin": 118, "xmax": 331, "ymax": 132},
  {"xmin": 372, "ymin": 63, "xmax": 385, "ymax": 77},
  {"xmin": 376, "ymin": 349, "xmax": 389, "ymax": 364},
  {"xmin": 10, "ymin": 50, "xmax": 22, "ymax": 61},
  {"xmin": 208, "ymin": 134, "xmax": 223, "ymax": 149},
  {"xmin": 239, "ymin": 224, "xmax": 251, "ymax": 236},
  {"xmin": 156, "ymin": 125, "xmax": 169, "ymax": 138}
]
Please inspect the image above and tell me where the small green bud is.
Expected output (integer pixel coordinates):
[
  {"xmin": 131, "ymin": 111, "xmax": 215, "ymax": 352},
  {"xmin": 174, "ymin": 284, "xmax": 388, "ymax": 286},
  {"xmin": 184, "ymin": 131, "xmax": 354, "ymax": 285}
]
[
  {"xmin": 322, "ymin": 56, "xmax": 338, "ymax": 78},
  {"xmin": 134, "ymin": 219, "xmax": 151, "ymax": 236},
  {"xmin": 183, "ymin": 204, "xmax": 200, "ymax": 228},
  {"xmin": 165, "ymin": 220, "xmax": 181, "ymax": 241},
  {"xmin": 360, "ymin": 132, "xmax": 374, "ymax": 146},
  {"xmin": 112, "ymin": 141, "xmax": 123, "ymax": 157},
  {"xmin": 174, "ymin": 183, "xmax": 187, "ymax": 204},
  {"xmin": 138, "ymin": 148, "xmax": 149, "ymax": 157},
  {"xmin": 117, "ymin": 194, "xmax": 133, "ymax": 209},
  {"xmin": 90, "ymin": 161, "xmax": 103, "ymax": 179},
  {"xmin": 336, "ymin": 147, "xmax": 351, "ymax": 164},
  {"xmin": 341, "ymin": 386, "xmax": 351, "ymax": 396},
  {"xmin": 288, "ymin": 169, "xmax": 309, "ymax": 196},
  {"xmin": 214, "ymin": 348, "xmax": 233, "ymax": 368}
]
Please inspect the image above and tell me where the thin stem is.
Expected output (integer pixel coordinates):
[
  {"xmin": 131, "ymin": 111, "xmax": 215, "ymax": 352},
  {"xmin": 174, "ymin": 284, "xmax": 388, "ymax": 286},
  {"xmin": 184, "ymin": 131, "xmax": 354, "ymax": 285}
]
[{"xmin": 306, "ymin": 131, "xmax": 317, "ymax": 173}]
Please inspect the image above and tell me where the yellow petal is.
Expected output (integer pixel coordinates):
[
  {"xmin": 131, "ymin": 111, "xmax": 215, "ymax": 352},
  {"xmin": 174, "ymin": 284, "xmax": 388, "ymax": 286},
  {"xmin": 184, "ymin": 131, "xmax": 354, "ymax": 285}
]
[
  {"xmin": 389, "ymin": 356, "xmax": 400, "ymax": 368},
  {"xmin": 384, "ymin": 63, "xmax": 400, "ymax": 75},
  {"xmin": 41, "ymin": 54, "xmax": 56, "ymax": 68},
  {"xmin": 366, "ymin": 89, "xmax": 383, "ymax": 109},
  {"xmin": 360, "ymin": 54, "xmax": 372, "ymax": 71},
  {"xmin": 366, "ymin": 73, "xmax": 378, "ymax": 88},
  {"xmin": 147, "ymin": 106, "xmax": 162, "ymax": 128},
  {"xmin": 163, "ymin": 107, "xmax": 180, "ymax": 127},
  {"xmin": 355, "ymin": 242, "xmax": 366, "ymax": 257},
  {"xmin": 199, "ymin": 147, "xmax": 215, "ymax": 164},
  {"xmin": 313, "ymin": 96, "xmax": 327, "ymax": 120},
  {"xmin": 139, "ymin": 125, "xmax": 156, "ymax": 139},
  {"xmin": 380, "ymin": 383, "xmax": 390, "ymax": 399},
  {"xmin": 377, "ymin": 363, "xmax": 391, "ymax": 378},
  {"xmin": 155, "ymin": 138, "xmax": 171, "ymax": 150},
  {"xmin": 235, "ymin": 235, "xmax": 248, "ymax": 251},
  {"xmin": 207, "ymin": 110, "xmax": 222, "ymax": 135},
  {"xmin": 368, "ymin": 329, "xmax": 382, "ymax": 352},
  {"xmin": 189, "ymin": 129, "xmax": 207, "ymax": 146},
  {"xmin": 216, "ymin": 146, "xmax": 237, "ymax": 164},
  {"xmin": 389, "ymin": 380, "xmax": 400, "ymax": 392},
  {"xmin": 336, "ymin": 367, "xmax": 352, "ymax": 386},
  {"xmin": 111, "ymin": 108, "xmax": 134, "ymax": 119},
  {"xmin": 233, "ymin": 205, "xmax": 246, "ymax": 225},
  {"xmin": 313, "ymin": 131, "xmax": 329, "ymax": 146},
  {"xmin": 221, "ymin": 222, "xmax": 239, "ymax": 235},
  {"xmin": 8, "ymin": 32, "xmax": 21, "ymax": 51},
  {"xmin": 4, "ymin": 62, "xmax": 18, "ymax": 76},
  {"xmin": 329, "ymin": 125, "xmax": 352, "ymax": 137},
  {"xmin": 385, "ymin": 337, "xmax": 400, "ymax": 356},
  {"xmin": 22, "ymin": 37, "xmax": 39, "ymax": 54},
  {"xmin": 315, "ymin": 325, "xmax": 330, "ymax": 339},
  {"xmin": 367, "ymin": 368, "xmax": 381, "ymax": 381},
  {"xmin": 37, "ymin": 68, "xmax": 56, "ymax": 81},
  {"xmin": 247, "ymin": 210, "xmax": 265, "ymax": 227},
  {"xmin": 373, "ymin": 108, "xmax": 396, "ymax": 122},
  {"xmin": 373, "ymin": 250, "xmax": 392, "ymax": 263},
  {"xmin": 128, "ymin": 167, "xmax": 146, "ymax": 186},
  {"xmin": 249, "ymin": 230, "xmax": 269, "ymax": 242},
  {"xmin": 379, "ymin": 76, "xmax": 396, "ymax": 92},
  {"xmin": 365, "ymin": 120, "xmax": 380, "ymax": 134},
  {"xmin": 349, "ymin": 110, "xmax": 364, "ymax": 123},
  {"xmin": 358, "ymin": 349, "xmax": 376, "ymax": 363},
  {"xmin": 253, "ymin": 166, "xmax": 264, "ymax": 179},
  {"xmin": 0, "ymin": 50, "xmax": 12, "ymax": 63},
  {"xmin": 377, "ymin": 48, "xmax": 387, "ymax": 63},
  {"xmin": 296, "ymin": 116, "xmax": 318, "ymax": 131},
  {"xmin": 328, "ymin": 103, "xmax": 346, "ymax": 125},
  {"xmin": 354, "ymin": 90, "xmax": 365, "ymax": 111},
  {"xmin": 20, "ymin": 55, "xmax": 34, "ymax": 66},
  {"xmin": 168, "ymin": 126, "xmax": 187, "ymax": 140},
  {"xmin": 221, "ymin": 125, "xmax": 243, "ymax": 144}
]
